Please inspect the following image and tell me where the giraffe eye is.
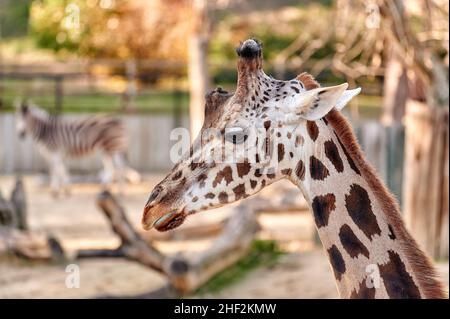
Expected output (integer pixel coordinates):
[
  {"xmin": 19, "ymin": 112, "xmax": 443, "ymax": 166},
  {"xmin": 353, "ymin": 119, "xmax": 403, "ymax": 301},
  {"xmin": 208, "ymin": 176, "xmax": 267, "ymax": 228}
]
[{"xmin": 225, "ymin": 127, "xmax": 248, "ymax": 144}]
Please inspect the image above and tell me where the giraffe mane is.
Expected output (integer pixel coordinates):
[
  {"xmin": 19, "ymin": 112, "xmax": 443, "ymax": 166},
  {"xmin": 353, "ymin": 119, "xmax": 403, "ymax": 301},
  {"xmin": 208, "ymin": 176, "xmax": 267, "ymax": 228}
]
[
  {"xmin": 297, "ymin": 72, "xmax": 320, "ymax": 90},
  {"xmin": 325, "ymin": 108, "xmax": 447, "ymax": 299}
]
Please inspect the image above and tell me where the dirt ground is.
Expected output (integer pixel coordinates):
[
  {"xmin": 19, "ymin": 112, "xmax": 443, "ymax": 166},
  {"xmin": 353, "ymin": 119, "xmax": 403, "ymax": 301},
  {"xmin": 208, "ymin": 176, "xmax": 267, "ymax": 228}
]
[{"xmin": 0, "ymin": 175, "xmax": 448, "ymax": 299}]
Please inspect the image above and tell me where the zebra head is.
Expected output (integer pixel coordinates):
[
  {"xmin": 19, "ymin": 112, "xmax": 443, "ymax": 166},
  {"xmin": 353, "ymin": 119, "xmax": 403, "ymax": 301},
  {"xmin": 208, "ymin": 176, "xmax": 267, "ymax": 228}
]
[{"xmin": 14, "ymin": 99, "xmax": 29, "ymax": 139}]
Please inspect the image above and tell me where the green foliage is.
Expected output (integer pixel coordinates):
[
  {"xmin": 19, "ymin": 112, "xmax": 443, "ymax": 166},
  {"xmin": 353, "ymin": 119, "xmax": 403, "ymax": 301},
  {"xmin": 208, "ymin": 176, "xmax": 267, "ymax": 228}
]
[
  {"xmin": 28, "ymin": 0, "xmax": 190, "ymax": 60},
  {"xmin": 0, "ymin": 0, "xmax": 31, "ymax": 38},
  {"xmin": 193, "ymin": 240, "xmax": 285, "ymax": 295},
  {"xmin": 30, "ymin": 0, "xmax": 92, "ymax": 54}
]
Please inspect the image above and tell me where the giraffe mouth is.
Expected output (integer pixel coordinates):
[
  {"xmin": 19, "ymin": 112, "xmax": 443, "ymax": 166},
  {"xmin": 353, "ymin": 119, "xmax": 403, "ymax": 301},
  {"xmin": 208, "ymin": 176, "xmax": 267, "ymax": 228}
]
[{"xmin": 152, "ymin": 210, "xmax": 186, "ymax": 232}]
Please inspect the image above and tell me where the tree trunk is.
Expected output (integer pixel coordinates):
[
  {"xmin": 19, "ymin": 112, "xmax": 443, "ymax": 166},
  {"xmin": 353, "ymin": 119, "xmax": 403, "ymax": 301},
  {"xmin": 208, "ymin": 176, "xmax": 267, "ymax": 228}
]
[
  {"xmin": 403, "ymin": 100, "xmax": 449, "ymax": 259},
  {"xmin": 188, "ymin": 0, "xmax": 209, "ymax": 139},
  {"xmin": 381, "ymin": 49, "xmax": 408, "ymax": 124}
]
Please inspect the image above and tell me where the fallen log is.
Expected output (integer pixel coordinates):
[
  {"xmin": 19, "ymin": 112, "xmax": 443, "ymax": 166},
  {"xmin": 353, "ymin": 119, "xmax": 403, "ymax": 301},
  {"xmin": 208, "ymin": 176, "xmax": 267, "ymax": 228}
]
[
  {"xmin": 0, "ymin": 227, "xmax": 64, "ymax": 261},
  {"xmin": 165, "ymin": 204, "xmax": 260, "ymax": 293},
  {"xmin": 76, "ymin": 191, "xmax": 167, "ymax": 274},
  {"xmin": 0, "ymin": 178, "xmax": 64, "ymax": 261},
  {"xmin": 77, "ymin": 190, "xmax": 260, "ymax": 295}
]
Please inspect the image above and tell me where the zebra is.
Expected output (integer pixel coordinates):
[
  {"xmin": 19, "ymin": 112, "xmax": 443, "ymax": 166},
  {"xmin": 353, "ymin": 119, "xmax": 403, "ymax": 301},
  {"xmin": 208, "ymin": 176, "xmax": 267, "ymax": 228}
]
[{"xmin": 15, "ymin": 100, "xmax": 140, "ymax": 196}]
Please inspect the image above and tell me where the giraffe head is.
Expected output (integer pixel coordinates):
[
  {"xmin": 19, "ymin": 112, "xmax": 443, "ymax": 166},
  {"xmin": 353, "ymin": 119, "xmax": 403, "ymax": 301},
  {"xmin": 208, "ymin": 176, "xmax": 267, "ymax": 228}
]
[{"xmin": 141, "ymin": 39, "xmax": 360, "ymax": 232}]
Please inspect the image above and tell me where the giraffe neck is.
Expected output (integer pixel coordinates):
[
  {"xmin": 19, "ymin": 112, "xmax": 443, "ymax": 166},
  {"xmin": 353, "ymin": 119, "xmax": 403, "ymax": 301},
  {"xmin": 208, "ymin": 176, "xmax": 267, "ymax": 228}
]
[{"xmin": 289, "ymin": 109, "xmax": 445, "ymax": 299}]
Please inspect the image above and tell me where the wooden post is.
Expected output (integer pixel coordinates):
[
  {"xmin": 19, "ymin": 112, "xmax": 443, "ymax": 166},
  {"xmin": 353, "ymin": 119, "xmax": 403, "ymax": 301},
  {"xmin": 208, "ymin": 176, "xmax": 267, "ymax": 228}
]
[
  {"xmin": 403, "ymin": 100, "xmax": 449, "ymax": 259},
  {"xmin": 188, "ymin": 0, "xmax": 209, "ymax": 139},
  {"xmin": 54, "ymin": 76, "xmax": 63, "ymax": 114},
  {"xmin": 122, "ymin": 59, "xmax": 137, "ymax": 111},
  {"xmin": 381, "ymin": 49, "xmax": 408, "ymax": 125},
  {"xmin": 173, "ymin": 84, "xmax": 183, "ymax": 129}
]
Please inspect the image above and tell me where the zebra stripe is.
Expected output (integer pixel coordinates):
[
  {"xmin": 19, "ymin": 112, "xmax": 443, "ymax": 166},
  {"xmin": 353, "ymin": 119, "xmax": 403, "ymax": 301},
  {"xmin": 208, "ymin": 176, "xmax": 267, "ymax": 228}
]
[{"xmin": 19, "ymin": 105, "xmax": 128, "ymax": 158}]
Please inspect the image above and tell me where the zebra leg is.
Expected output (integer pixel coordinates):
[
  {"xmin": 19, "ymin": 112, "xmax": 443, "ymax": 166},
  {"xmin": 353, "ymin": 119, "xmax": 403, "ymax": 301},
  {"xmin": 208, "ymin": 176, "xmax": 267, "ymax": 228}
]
[
  {"xmin": 113, "ymin": 153, "xmax": 141, "ymax": 184},
  {"xmin": 112, "ymin": 153, "xmax": 126, "ymax": 194},
  {"xmin": 100, "ymin": 155, "xmax": 115, "ymax": 186},
  {"xmin": 49, "ymin": 153, "xmax": 64, "ymax": 197},
  {"xmin": 125, "ymin": 165, "xmax": 141, "ymax": 184},
  {"xmin": 113, "ymin": 153, "xmax": 141, "ymax": 185},
  {"xmin": 57, "ymin": 160, "xmax": 71, "ymax": 196}
]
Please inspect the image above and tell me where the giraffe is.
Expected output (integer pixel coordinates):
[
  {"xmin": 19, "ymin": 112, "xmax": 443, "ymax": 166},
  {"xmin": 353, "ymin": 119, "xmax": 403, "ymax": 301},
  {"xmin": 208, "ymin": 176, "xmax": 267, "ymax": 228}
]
[{"xmin": 141, "ymin": 39, "xmax": 446, "ymax": 299}]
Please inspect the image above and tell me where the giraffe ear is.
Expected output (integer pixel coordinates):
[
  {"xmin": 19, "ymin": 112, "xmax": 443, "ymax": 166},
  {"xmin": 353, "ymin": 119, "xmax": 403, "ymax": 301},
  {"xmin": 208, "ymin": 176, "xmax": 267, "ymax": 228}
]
[
  {"xmin": 335, "ymin": 87, "xmax": 361, "ymax": 110},
  {"xmin": 298, "ymin": 83, "xmax": 348, "ymax": 121}
]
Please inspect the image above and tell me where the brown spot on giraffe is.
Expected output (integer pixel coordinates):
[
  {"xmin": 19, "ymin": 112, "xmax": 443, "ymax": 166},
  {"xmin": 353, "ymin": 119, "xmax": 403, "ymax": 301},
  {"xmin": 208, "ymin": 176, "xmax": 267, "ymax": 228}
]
[
  {"xmin": 295, "ymin": 135, "xmax": 304, "ymax": 147},
  {"xmin": 324, "ymin": 139, "xmax": 344, "ymax": 173},
  {"xmin": 213, "ymin": 166, "xmax": 233, "ymax": 187},
  {"xmin": 260, "ymin": 179, "xmax": 266, "ymax": 188},
  {"xmin": 281, "ymin": 168, "xmax": 292, "ymax": 176},
  {"xmin": 335, "ymin": 135, "xmax": 361, "ymax": 175},
  {"xmin": 309, "ymin": 156, "xmax": 330, "ymax": 180},
  {"xmin": 338, "ymin": 224, "xmax": 370, "ymax": 259},
  {"xmin": 306, "ymin": 121, "xmax": 319, "ymax": 141},
  {"xmin": 218, "ymin": 192, "xmax": 228, "ymax": 204},
  {"xmin": 197, "ymin": 173, "xmax": 207, "ymax": 188},
  {"xmin": 379, "ymin": 250, "xmax": 421, "ymax": 299},
  {"xmin": 388, "ymin": 224, "xmax": 396, "ymax": 240},
  {"xmin": 236, "ymin": 160, "xmax": 251, "ymax": 178},
  {"xmin": 266, "ymin": 172, "xmax": 276, "ymax": 179},
  {"xmin": 295, "ymin": 159, "xmax": 305, "ymax": 180},
  {"xmin": 205, "ymin": 192, "xmax": 215, "ymax": 199},
  {"xmin": 350, "ymin": 278, "xmax": 376, "ymax": 299},
  {"xmin": 312, "ymin": 193, "xmax": 336, "ymax": 228},
  {"xmin": 250, "ymin": 180, "xmax": 257, "ymax": 189},
  {"xmin": 277, "ymin": 143, "xmax": 285, "ymax": 162},
  {"xmin": 233, "ymin": 183, "xmax": 248, "ymax": 201},
  {"xmin": 189, "ymin": 161, "xmax": 198, "ymax": 171},
  {"xmin": 345, "ymin": 184, "xmax": 381, "ymax": 240},
  {"xmin": 172, "ymin": 171, "xmax": 182, "ymax": 181},
  {"xmin": 327, "ymin": 245, "xmax": 346, "ymax": 281}
]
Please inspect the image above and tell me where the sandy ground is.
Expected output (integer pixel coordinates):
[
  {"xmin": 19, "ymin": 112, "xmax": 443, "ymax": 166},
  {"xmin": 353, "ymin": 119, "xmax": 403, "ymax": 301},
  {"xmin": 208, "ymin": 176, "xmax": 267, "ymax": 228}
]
[{"xmin": 0, "ymin": 175, "xmax": 448, "ymax": 299}]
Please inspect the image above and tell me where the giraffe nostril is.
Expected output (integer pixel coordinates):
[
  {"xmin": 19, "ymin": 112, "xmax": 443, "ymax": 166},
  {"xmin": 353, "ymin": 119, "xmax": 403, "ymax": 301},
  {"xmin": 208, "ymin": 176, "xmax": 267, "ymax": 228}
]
[{"xmin": 146, "ymin": 187, "xmax": 161, "ymax": 205}]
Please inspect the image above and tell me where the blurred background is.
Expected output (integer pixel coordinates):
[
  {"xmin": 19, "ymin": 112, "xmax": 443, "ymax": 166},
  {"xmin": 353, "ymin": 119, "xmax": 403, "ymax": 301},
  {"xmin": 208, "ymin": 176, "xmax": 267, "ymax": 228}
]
[{"xmin": 0, "ymin": 0, "xmax": 448, "ymax": 298}]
